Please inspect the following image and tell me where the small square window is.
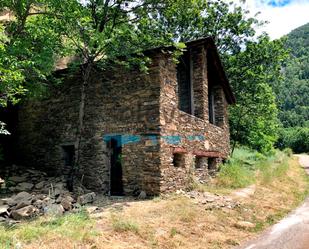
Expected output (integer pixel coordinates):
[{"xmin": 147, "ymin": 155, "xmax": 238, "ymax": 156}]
[
  {"xmin": 172, "ymin": 153, "xmax": 185, "ymax": 168},
  {"xmin": 195, "ymin": 156, "xmax": 208, "ymax": 169}
]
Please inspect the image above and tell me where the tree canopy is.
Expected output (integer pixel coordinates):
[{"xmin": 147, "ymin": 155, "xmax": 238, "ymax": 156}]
[{"xmin": 0, "ymin": 0, "xmax": 290, "ymax": 154}]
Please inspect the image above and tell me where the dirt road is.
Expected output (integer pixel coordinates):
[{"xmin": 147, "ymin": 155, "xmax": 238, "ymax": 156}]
[{"xmin": 237, "ymin": 154, "xmax": 309, "ymax": 249}]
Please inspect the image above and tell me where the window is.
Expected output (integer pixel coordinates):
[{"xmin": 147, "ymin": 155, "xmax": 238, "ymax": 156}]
[
  {"xmin": 208, "ymin": 86, "xmax": 224, "ymax": 127},
  {"xmin": 208, "ymin": 158, "xmax": 217, "ymax": 170},
  {"xmin": 195, "ymin": 156, "xmax": 208, "ymax": 169},
  {"xmin": 172, "ymin": 153, "xmax": 185, "ymax": 168},
  {"xmin": 177, "ymin": 52, "xmax": 194, "ymax": 115},
  {"xmin": 208, "ymin": 88, "xmax": 215, "ymax": 124}
]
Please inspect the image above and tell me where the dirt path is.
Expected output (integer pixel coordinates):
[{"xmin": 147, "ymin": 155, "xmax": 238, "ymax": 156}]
[{"xmin": 237, "ymin": 154, "xmax": 309, "ymax": 249}]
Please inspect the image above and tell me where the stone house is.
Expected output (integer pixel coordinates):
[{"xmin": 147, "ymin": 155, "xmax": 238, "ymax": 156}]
[{"xmin": 16, "ymin": 37, "xmax": 235, "ymax": 195}]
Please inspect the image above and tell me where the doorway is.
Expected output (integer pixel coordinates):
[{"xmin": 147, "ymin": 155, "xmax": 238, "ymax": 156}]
[
  {"xmin": 62, "ymin": 145, "xmax": 75, "ymax": 191},
  {"xmin": 110, "ymin": 136, "xmax": 124, "ymax": 195}
]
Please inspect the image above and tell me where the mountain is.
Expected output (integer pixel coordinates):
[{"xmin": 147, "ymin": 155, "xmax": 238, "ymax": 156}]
[{"xmin": 276, "ymin": 23, "xmax": 309, "ymax": 128}]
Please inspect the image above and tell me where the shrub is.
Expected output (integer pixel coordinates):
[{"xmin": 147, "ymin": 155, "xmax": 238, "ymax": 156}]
[{"xmin": 276, "ymin": 127, "xmax": 309, "ymax": 153}]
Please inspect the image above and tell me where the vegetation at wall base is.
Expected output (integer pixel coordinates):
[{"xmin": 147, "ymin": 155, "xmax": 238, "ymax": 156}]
[{"xmin": 207, "ymin": 147, "xmax": 292, "ymax": 190}]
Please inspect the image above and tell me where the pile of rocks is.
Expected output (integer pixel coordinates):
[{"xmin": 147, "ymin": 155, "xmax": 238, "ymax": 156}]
[
  {"xmin": 177, "ymin": 190, "xmax": 240, "ymax": 210},
  {"xmin": 0, "ymin": 191, "xmax": 97, "ymax": 223},
  {"xmin": 0, "ymin": 166, "xmax": 98, "ymax": 223}
]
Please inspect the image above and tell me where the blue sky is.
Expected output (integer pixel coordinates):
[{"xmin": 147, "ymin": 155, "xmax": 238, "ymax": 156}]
[
  {"xmin": 241, "ymin": 0, "xmax": 309, "ymax": 38},
  {"xmin": 266, "ymin": 0, "xmax": 292, "ymax": 7}
]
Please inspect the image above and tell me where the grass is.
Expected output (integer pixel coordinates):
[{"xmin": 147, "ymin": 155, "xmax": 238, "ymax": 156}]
[
  {"xmin": 111, "ymin": 214, "xmax": 140, "ymax": 234},
  {"xmin": 0, "ymin": 210, "xmax": 97, "ymax": 249},
  {"xmin": 211, "ymin": 147, "xmax": 291, "ymax": 189},
  {"xmin": 0, "ymin": 150, "xmax": 308, "ymax": 249}
]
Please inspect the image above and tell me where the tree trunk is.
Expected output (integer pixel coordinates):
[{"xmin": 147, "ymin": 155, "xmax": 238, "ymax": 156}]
[{"xmin": 67, "ymin": 62, "xmax": 93, "ymax": 191}]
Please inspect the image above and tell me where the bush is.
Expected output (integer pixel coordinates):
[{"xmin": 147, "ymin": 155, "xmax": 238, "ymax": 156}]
[{"xmin": 276, "ymin": 127, "xmax": 309, "ymax": 153}]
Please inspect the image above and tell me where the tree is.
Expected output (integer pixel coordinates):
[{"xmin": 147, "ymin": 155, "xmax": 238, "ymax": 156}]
[
  {"xmin": 226, "ymin": 36, "xmax": 288, "ymax": 153},
  {"xmin": 153, "ymin": 0, "xmax": 288, "ymax": 153},
  {"xmin": 0, "ymin": 0, "xmax": 64, "ymax": 107},
  {"xmin": 43, "ymin": 0, "xmax": 182, "ymax": 189}
]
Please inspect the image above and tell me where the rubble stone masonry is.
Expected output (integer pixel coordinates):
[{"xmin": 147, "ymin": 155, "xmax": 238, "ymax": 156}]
[{"xmin": 17, "ymin": 39, "xmax": 233, "ymax": 195}]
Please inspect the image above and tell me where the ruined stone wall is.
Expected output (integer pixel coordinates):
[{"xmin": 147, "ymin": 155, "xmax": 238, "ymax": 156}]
[
  {"xmin": 18, "ymin": 55, "xmax": 163, "ymax": 195},
  {"xmin": 18, "ymin": 72, "xmax": 82, "ymax": 175},
  {"xmin": 158, "ymin": 44, "xmax": 230, "ymax": 192}
]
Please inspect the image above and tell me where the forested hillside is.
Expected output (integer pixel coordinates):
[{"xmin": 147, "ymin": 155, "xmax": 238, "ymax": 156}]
[{"xmin": 275, "ymin": 23, "xmax": 309, "ymax": 152}]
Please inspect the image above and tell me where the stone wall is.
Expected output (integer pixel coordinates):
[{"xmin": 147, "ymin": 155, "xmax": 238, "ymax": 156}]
[
  {"xmin": 158, "ymin": 43, "xmax": 230, "ymax": 192},
  {"xmin": 18, "ymin": 55, "xmax": 163, "ymax": 195},
  {"xmin": 17, "ymin": 41, "xmax": 232, "ymax": 195}
]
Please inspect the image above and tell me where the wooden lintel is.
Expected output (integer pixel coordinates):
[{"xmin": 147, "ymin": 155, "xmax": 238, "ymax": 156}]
[
  {"xmin": 173, "ymin": 147, "xmax": 187, "ymax": 154},
  {"xmin": 193, "ymin": 150, "xmax": 222, "ymax": 158}
]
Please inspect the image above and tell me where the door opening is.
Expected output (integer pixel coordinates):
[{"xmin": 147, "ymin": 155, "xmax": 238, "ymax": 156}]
[
  {"xmin": 62, "ymin": 145, "xmax": 75, "ymax": 191},
  {"xmin": 110, "ymin": 137, "xmax": 124, "ymax": 195}
]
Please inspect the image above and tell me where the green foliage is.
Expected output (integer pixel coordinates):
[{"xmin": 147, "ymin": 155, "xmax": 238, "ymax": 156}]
[
  {"xmin": 283, "ymin": 147, "xmax": 293, "ymax": 157},
  {"xmin": 273, "ymin": 23, "xmax": 309, "ymax": 152},
  {"xmin": 154, "ymin": 0, "xmax": 261, "ymax": 53},
  {"xmin": 258, "ymin": 151, "xmax": 289, "ymax": 184},
  {"xmin": 0, "ymin": 0, "xmax": 176, "ymax": 108},
  {"xmin": 217, "ymin": 147, "xmax": 262, "ymax": 188},
  {"xmin": 216, "ymin": 147, "xmax": 290, "ymax": 189},
  {"xmin": 227, "ymin": 36, "xmax": 288, "ymax": 153},
  {"xmin": 0, "ymin": 1, "xmax": 65, "ymax": 107},
  {"xmin": 276, "ymin": 127, "xmax": 309, "ymax": 153},
  {"xmin": 217, "ymin": 161, "xmax": 255, "ymax": 188},
  {"xmin": 274, "ymin": 23, "xmax": 309, "ymax": 128}
]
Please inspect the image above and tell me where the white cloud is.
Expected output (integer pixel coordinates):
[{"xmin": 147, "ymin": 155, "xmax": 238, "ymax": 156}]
[{"xmin": 242, "ymin": 0, "xmax": 309, "ymax": 39}]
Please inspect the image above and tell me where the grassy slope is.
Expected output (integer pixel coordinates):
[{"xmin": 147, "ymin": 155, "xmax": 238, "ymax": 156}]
[{"xmin": 0, "ymin": 151, "xmax": 308, "ymax": 249}]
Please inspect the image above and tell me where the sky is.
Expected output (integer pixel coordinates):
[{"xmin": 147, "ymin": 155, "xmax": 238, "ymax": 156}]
[{"xmin": 241, "ymin": 0, "xmax": 309, "ymax": 39}]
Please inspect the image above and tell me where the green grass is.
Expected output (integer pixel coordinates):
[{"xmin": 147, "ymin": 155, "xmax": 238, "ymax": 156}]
[
  {"xmin": 214, "ymin": 147, "xmax": 290, "ymax": 189},
  {"xmin": 111, "ymin": 214, "xmax": 140, "ymax": 234},
  {"xmin": 0, "ymin": 210, "xmax": 95, "ymax": 248},
  {"xmin": 258, "ymin": 150, "xmax": 289, "ymax": 184}
]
